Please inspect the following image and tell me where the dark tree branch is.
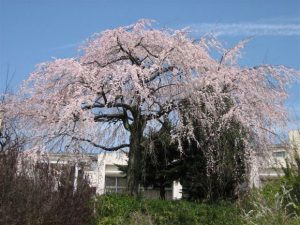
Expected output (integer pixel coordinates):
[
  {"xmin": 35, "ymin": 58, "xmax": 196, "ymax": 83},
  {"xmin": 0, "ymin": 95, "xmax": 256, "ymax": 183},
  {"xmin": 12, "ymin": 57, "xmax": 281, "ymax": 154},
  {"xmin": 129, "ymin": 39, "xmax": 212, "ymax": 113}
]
[
  {"xmin": 139, "ymin": 44, "xmax": 159, "ymax": 58},
  {"xmin": 82, "ymin": 102, "xmax": 133, "ymax": 113},
  {"xmin": 121, "ymin": 108, "xmax": 131, "ymax": 131},
  {"xmin": 134, "ymin": 37, "xmax": 144, "ymax": 48},
  {"xmin": 94, "ymin": 113, "xmax": 125, "ymax": 122},
  {"xmin": 83, "ymin": 56, "xmax": 129, "ymax": 68},
  {"xmin": 149, "ymin": 83, "xmax": 177, "ymax": 95},
  {"xmin": 116, "ymin": 37, "xmax": 141, "ymax": 66},
  {"xmin": 145, "ymin": 101, "xmax": 176, "ymax": 120},
  {"xmin": 71, "ymin": 136, "xmax": 130, "ymax": 151}
]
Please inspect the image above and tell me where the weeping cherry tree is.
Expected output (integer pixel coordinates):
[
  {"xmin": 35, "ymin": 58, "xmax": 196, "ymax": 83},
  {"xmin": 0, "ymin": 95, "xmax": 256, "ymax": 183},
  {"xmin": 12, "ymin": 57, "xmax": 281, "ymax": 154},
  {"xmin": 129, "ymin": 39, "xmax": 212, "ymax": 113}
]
[{"xmin": 2, "ymin": 20, "xmax": 299, "ymax": 195}]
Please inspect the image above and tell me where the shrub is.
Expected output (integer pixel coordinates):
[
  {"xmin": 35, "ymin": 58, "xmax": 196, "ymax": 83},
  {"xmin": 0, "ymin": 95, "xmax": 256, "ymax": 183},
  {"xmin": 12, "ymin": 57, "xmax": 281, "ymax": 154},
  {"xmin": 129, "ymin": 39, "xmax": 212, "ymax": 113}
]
[
  {"xmin": 241, "ymin": 161, "xmax": 300, "ymax": 225},
  {"xmin": 93, "ymin": 194, "xmax": 243, "ymax": 225},
  {"xmin": 93, "ymin": 192, "xmax": 300, "ymax": 225},
  {"xmin": 242, "ymin": 185, "xmax": 300, "ymax": 225},
  {"xmin": 282, "ymin": 148, "xmax": 300, "ymax": 207},
  {"xmin": 0, "ymin": 133, "xmax": 94, "ymax": 225},
  {"xmin": 176, "ymin": 104, "xmax": 249, "ymax": 202}
]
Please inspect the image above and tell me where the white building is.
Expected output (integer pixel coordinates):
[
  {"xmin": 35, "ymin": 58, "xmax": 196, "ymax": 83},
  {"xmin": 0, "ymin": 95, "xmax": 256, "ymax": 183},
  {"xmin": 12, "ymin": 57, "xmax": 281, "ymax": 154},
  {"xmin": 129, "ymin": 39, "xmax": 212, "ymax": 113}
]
[
  {"xmin": 39, "ymin": 130, "xmax": 300, "ymax": 195},
  {"xmin": 43, "ymin": 151, "xmax": 182, "ymax": 200},
  {"xmin": 253, "ymin": 130, "xmax": 300, "ymax": 187}
]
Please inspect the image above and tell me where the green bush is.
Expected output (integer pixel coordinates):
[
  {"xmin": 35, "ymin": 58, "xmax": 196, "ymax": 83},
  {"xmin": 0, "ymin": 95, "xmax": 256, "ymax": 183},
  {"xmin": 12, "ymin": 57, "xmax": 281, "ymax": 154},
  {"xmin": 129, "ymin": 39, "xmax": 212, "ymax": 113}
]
[
  {"xmin": 92, "ymin": 193, "xmax": 300, "ymax": 225},
  {"xmin": 92, "ymin": 194, "xmax": 243, "ymax": 225},
  {"xmin": 240, "ymin": 175, "xmax": 300, "ymax": 225},
  {"xmin": 242, "ymin": 185, "xmax": 300, "ymax": 225},
  {"xmin": 282, "ymin": 149, "xmax": 300, "ymax": 207}
]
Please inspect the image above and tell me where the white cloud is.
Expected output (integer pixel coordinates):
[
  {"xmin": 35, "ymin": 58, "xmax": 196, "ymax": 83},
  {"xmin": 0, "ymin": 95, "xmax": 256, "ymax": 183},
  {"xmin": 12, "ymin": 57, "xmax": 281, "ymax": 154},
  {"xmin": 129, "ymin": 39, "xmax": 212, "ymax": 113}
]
[
  {"xmin": 258, "ymin": 16, "xmax": 300, "ymax": 24},
  {"xmin": 50, "ymin": 42, "xmax": 81, "ymax": 51},
  {"xmin": 190, "ymin": 21, "xmax": 300, "ymax": 37}
]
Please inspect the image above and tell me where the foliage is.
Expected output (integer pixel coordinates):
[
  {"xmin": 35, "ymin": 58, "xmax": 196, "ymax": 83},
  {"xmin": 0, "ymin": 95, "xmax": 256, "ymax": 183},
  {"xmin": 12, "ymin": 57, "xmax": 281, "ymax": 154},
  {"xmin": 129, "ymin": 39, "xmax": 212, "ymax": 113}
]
[
  {"xmin": 119, "ymin": 102, "xmax": 249, "ymax": 202},
  {"xmin": 92, "ymin": 194, "xmax": 243, "ymax": 225},
  {"xmin": 242, "ymin": 184, "xmax": 300, "ymax": 225},
  {"xmin": 140, "ymin": 121, "xmax": 180, "ymax": 199},
  {"xmin": 0, "ymin": 131, "xmax": 94, "ymax": 225},
  {"xmin": 176, "ymin": 98, "xmax": 249, "ymax": 202},
  {"xmin": 92, "ymin": 193, "xmax": 300, "ymax": 225},
  {"xmin": 241, "ymin": 147, "xmax": 300, "ymax": 225},
  {"xmin": 282, "ymin": 148, "xmax": 300, "ymax": 207},
  {"xmin": 117, "ymin": 120, "xmax": 180, "ymax": 199}
]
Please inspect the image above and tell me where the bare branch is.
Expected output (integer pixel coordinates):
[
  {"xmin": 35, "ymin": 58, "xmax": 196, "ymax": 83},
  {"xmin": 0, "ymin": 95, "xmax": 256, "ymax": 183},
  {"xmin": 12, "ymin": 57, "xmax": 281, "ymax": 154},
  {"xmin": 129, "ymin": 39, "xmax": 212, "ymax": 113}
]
[
  {"xmin": 71, "ymin": 136, "xmax": 129, "ymax": 151},
  {"xmin": 82, "ymin": 102, "xmax": 133, "ymax": 113},
  {"xmin": 83, "ymin": 56, "xmax": 129, "ymax": 68},
  {"xmin": 94, "ymin": 113, "xmax": 125, "ymax": 122},
  {"xmin": 116, "ymin": 36, "xmax": 141, "ymax": 66},
  {"xmin": 139, "ymin": 44, "xmax": 159, "ymax": 58}
]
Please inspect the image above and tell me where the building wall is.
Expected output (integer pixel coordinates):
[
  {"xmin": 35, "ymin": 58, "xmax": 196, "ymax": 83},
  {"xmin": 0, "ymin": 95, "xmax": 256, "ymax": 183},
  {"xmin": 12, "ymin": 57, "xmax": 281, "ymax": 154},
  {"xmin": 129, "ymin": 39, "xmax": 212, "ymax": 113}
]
[
  {"xmin": 45, "ymin": 151, "xmax": 182, "ymax": 200},
  {"xmin": 257, "ymin": 146, "xmax": 287, "ymax": 187},
  {"xmin": 96, "ymin": 151, "xmax": 128, "ymax": 195},
  {"xmin": 254, "ymin": 129, "xmax": 300, "ymax": 187},
  {"xmin": 289, "ymin": 130, "xmax": 300, "ymax": 146},
  {"xmin": 41, "ymin": 128, "xmax": 300, "ymax": 192}
]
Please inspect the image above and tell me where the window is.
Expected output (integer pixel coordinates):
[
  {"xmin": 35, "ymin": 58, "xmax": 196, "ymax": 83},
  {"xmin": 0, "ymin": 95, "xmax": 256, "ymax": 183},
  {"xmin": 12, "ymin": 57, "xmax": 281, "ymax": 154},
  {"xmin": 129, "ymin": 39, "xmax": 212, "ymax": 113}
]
[
  {"xmin": 105, "ymin": 176, "xmax": 127, "ymax": 193},
  {"xmin": 272, "ymin": 151, "xmax": 286, "ymax": 158}
]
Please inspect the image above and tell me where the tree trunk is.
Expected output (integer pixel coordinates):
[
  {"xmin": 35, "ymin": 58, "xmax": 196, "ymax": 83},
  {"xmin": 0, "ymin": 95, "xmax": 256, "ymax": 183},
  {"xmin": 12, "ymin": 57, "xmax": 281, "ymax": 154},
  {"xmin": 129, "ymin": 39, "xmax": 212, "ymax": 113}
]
[{"xmin": 127, "ymin": 118, "xmax": 145, "ymax": 196}]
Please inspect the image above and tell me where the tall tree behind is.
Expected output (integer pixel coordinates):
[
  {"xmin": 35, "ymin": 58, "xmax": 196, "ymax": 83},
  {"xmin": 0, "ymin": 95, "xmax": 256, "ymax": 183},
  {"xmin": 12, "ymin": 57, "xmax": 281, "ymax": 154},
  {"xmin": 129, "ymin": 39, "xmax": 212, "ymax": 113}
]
[
  {"xmin": 178, "ymin": 97, "xmax": 249, "ymax": 202},
  {"xmin": 141, "ymin": 120, "xmax": 180, "ymax": 199},
  {"xmin": 117, "ymin": 120, "xmax": 180, "ymax": 199},
  {"xmin": 138, "ymin": 99, "xmax": 249, "ymax": 202}
]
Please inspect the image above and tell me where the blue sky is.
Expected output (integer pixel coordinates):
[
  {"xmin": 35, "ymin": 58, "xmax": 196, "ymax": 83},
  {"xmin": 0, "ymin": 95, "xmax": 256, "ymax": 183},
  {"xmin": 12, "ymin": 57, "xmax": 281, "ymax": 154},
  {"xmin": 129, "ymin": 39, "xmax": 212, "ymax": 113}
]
[{"xmin": 1, "ymin": 0, "xmax": 300, "ymax": 128}]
